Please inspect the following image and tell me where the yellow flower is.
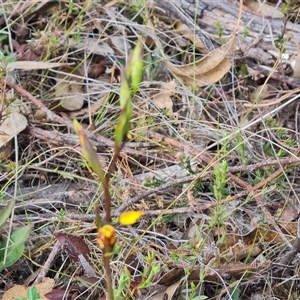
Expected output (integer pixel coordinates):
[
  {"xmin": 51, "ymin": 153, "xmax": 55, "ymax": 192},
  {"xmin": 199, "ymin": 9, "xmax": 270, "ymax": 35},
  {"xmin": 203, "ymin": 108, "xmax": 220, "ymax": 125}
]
[
  {"xmin": 97, "ymin": 225, "xmax": 116, "ymax": 249},
  {"xmin": 118, "ymin": 211, "xmax": 144, "ymax": 225}
]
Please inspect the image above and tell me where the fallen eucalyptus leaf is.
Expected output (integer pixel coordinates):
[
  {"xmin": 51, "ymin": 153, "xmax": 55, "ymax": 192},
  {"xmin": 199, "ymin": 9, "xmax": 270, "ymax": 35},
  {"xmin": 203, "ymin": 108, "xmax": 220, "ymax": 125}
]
[
  {"xmin": 0, "ymin": 112, "xmax": 27, "ymax": 148},
  {"xmin": 2, "ymin": 277, "xmax": 54, "ymax": 300},
  {"xmin": 245, "ymin": 0, "xmax": 284, "ymax": 18},
  {"xmin": 166, "ymin": 36, "xmax": 234, "ymax": 77},
  {"xmin": 7, "ymin": 61, "xmax": 71, "ymax": 71},
  {"xmin": 174, "ymin": 20, "xmax": 207, "ymax": 52},
  {"xmin": 152, "ymin": 80, "xmax": 176, "ymax": 116},
  {"xmin": 54, "ymin": 72, "xmax": 84, "ymax": 111},
  {"xmin": 166, "ymin": 35, "xmax": 235, "ymax": 87},
  {"xmin": 179, "ymin": 57, "xmax": 232, "ymax": 87}
]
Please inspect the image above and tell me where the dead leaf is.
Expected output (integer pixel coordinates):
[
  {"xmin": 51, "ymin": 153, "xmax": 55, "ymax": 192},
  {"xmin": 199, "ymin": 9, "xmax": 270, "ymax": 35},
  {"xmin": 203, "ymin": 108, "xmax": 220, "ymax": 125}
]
[
  {"xmin": 2, "ymin": 277, "xmax": 54, "ymax": 300},
  {"xmin": 80, "ymin": 60, "xmax": 107, "ymax": 79},
  {"xmin": 166, "ymin": 35, "xmax": 235, "ymax": 87},
  {"xmin": 291, "ymin": 52, "xmax": 300, "ymax": 79},
  {"xmin": 205, "ymin": 261, "xmax": 268, "ymax": 281},
  {"xmin": 110, "ymin": 36, "xmax": 131, "ymax": 55},
  {"xmin": 54, "ymin": 234, "xmax": 97, "ymax": 280},
  {"xmin": 173, "ymin": 20, "xmax": 207, "ymax": 52},
  {"xmin": 221, "ymin": 243, "xmax": 262, "ymax": 261},
  {"xmin": 163, "ymin": 281, "xmax": 181, "ymax": 300},
  {"xmin": 0, "ymin": 141, "xmax": 13, "ymax": 160},
  {"xmin": 187, "ymin": 190, "xmax": 197, "ymax": 207},
  {"xmin": 54, "ymin": 72, "xmax": 84, "ymax": 111},
  {"xmin": 79, "ymin": 38, "xmax": 114, "ymax": 55},
  {"xmin": 244, "ymin": 0, "xmax": 285, "ymax": 18},
  {"xmin": 151, "ymin": 281, "xmax": 181, "ymax": 300},
  {"xmin": 167, "ymin": 36, "xmax": 234, "ymax": 76},
  {"xmin": 244, "ymin": 223, "xmax": 297, "ymax": 244},
  {"xmin": 44, "ymin": 289, "xmax": 68, "ymax": 300},
  {"xmin": 68, "ymin": 93, "xmax": 108, "ymax": 119},
  {"xmin": 156, "ymin": 261, "xmax": 269, "ymax": 286},
  {"xmin": 7, "ymin": 61, "xmax": 71, "ymax": 71},
  {"xmin": 156, "ymin": 267, "xmax": 184, "ymax": 286},
  {"xmin": 55, "ymin": 232, "xmax": 90, "ymax": 262},
  {"xmin": 0, "ymin": 112, "xmax": 27, "ymax": 148},
  {"xmin": 278, "ymin": 206, "xmax": 299, "ymax": 223},
  {"xmin": 278, "ymin": 221, "xmax": 298, "ymax": 237},
  {"xmin": 2, "ymin": 285, "xmax": 26, "ymax": 300},
  {"xmin": 151, "ymin": 80, "xmax": 176, "ymax": 116},
  {"xmin": 180, "ymin": 57, "xmax": 232, "ymax": 87}
]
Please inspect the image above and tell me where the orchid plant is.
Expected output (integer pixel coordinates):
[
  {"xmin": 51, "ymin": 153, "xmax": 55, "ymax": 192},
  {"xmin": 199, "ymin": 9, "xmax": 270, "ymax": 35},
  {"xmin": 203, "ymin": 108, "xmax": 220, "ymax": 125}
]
[{"xmin": 74, "ymin": 40, "xmax": 144, "ymax": 300}]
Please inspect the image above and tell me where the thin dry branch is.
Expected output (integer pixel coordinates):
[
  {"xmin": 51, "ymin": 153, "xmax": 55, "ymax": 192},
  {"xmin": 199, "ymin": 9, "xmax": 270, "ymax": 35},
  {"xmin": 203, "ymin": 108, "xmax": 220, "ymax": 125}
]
[
  {"xmin": 3, "ymin": 80, "xmax": 155, "ymax": 164},
  {"xmin": 147, "ymin": 131, "xmax": 300, "ymax": 248}
]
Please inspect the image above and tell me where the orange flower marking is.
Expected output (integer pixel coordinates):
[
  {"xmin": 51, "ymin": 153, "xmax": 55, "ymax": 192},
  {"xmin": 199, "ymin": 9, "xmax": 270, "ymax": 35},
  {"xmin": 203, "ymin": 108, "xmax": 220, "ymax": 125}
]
[{"xmin": 97, "ymin": 225, "xmax": 116, "ymax": 249}]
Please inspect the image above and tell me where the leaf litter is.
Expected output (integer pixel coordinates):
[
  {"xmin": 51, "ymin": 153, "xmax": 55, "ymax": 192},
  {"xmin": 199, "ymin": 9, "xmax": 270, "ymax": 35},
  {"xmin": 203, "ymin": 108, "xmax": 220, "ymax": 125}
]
[{"xmin": 1, "ymin": 0, "xmax": 300, "ymax": 299}]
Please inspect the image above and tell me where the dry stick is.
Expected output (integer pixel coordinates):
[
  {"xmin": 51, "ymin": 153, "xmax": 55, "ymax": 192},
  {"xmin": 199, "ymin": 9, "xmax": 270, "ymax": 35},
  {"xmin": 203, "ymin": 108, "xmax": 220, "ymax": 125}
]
[
  {"xmin": 113, "ymin": 155, "xmax": 300, "ymax": 216},
  {"xmin": 26, "ymin": 125, "xmax": 155, "ymax": 161},
  {"xmin": 244, "ymin": 87, "xmax": 300, "ymax": 108},
  {"xmin": 13, "ymin": 117, "xmax": 300, "ymax": 218},
  {"xmin": 33, "ymin": 240, "xmax": 61, "ymax": 284},
  {"xmin": 3, "ymin": 80, "xmax": 152, "ymax": 161},
  {"xmin": 147, "ymin": 131, "xmax": 299, "ymax": 248},
  {"xmin": 254, "ymin": 65, "xmax": 300, "ymax": 88},
  {"xmin": 32, "ymin": 121, "xmax": 300, "ymax": 182},
  {"xmin": 5, "ymin": 81, "xmax": 299, "ymax": 243},
  {"xmin": 26, "ymin": 127, "xmax": 107, "ymax": 166},
  {"xmin": 10, "ymin": 151, "xmax": 300, "ymax": 220}
]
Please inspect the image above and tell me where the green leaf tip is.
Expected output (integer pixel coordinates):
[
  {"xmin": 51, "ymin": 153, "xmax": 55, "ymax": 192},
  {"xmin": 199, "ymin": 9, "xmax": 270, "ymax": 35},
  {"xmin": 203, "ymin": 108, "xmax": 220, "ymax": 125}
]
[
  {"xmin": 73, "ymin": 119, "xmax": 107, "ymax": 185},
  {"xmin": 129, "ymin": 40, "xmax": 143, "ymax": 95}
]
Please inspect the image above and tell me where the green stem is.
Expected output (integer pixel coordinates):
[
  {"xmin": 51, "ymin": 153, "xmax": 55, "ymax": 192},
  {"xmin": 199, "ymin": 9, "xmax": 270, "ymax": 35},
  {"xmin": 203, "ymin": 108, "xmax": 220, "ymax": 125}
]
[
  {"xmin": 103, "ymin": 247, "xmax": 114, "ymax": 300},
  {"xmin": 104, "ymin": 139, "xmax": 127, "ymax": 224}
]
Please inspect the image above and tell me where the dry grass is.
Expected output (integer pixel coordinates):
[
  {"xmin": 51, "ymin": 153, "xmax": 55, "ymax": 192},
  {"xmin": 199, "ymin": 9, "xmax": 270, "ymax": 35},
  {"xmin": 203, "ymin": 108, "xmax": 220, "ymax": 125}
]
[{"xmin": 1, "ymin": 0, "xmax": 300, "ymax": 299}]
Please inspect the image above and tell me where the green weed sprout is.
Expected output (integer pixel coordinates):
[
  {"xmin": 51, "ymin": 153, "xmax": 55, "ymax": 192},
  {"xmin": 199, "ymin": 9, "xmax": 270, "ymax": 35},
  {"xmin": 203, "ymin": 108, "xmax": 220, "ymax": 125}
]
[
  {"xmin": 0, "ymin": 200, "xmax": 31, "ymax": 271},
  {"xmin": 74, "ymin": 40, "xmax": 144, "ymax": 300},
  {"xmin": 209, "ymin": 160, "xmax": 229, "ymax": 228},
  {"xmin": 14, "ymin": 286, "xmax": 42, "ymax": 300}
]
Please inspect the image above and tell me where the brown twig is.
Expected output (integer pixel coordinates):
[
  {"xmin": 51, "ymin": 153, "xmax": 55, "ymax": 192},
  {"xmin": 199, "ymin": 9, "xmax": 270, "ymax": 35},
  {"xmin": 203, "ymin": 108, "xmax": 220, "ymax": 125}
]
[
  {"xmin": 244, "ymin": 87, "xmax": 300, "ymax": 108},
  {"xmin": 8, "ymin": 158, "xmax": 299, "ymax": 221},
  {"xmin": 3, "ymin": 80, "xmax": 158, "ymax": 165},
  {"xmin": 5, "ymin": 77, "xmax": 300, "ymax": 245},
  {"xmin": 6, "ymin": 150, "xmax": 299, "ymax": 219},
  {"xmin": 254, "ymin": 65, "xmax": 300, "ymax": 88},
  {"xmin": 112, "ymin": 155, "xmax": 299, "ymax": 216},
  {"xmin": 147, "ymin": 131, "xmax": 300, "ymax": 248},
  {"xmin": 24, "ymin": 126, "xmax": 108, "ymax": 166},
  {"xmin": 33, "ymin": 241, "xmax": 61, "ymax": 284}
]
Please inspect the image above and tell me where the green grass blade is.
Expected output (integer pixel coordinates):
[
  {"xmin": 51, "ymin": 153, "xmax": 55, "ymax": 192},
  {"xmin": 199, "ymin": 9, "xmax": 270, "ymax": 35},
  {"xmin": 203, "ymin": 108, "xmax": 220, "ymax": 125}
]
[
  {"xmin": 0, "ymin": 225, "xmax": 31, "ymax": 271},
  {"xmin": 0, "ymin": 200, "xmax": 15, "ymax": 231}
]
